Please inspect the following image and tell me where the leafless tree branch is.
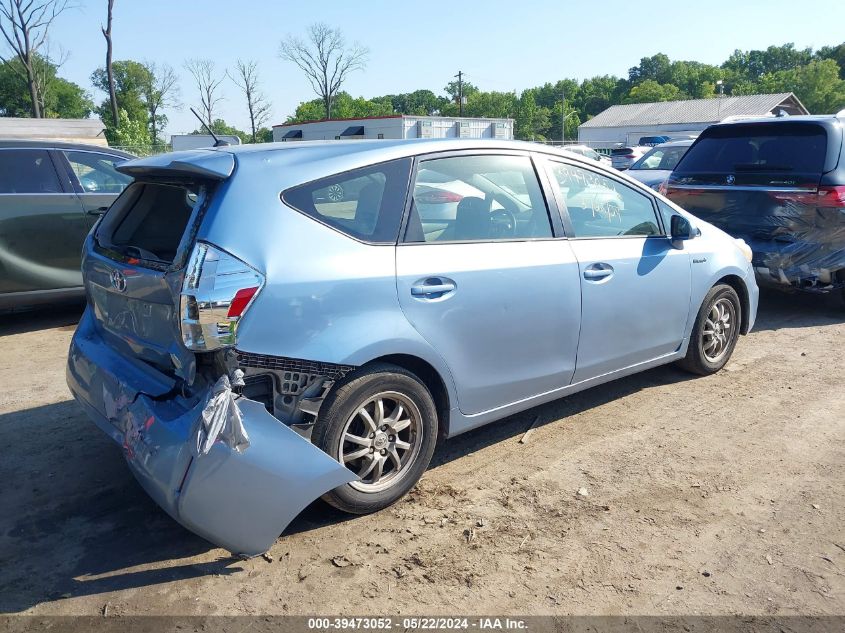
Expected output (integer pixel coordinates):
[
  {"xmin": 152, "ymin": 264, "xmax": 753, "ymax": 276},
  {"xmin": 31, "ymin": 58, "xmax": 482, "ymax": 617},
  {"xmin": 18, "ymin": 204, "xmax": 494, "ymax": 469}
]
[
  {"xmin": 184, "ymin": 57, "xmax": 225, "ymax": 127},
  {"xmin": 0, "ymin": 0, "xmax": 73, "ymax": 117},
  {"xmin": 229, "ymin": 59, "xmax": 271, "ymax": 143},
  {"xmin": 141, "ymin": 61, "xmax": 179, "ymax": 144},
  {"xmin": 278, "ymin": 22, "xmax": 368, "ymax": 119}
]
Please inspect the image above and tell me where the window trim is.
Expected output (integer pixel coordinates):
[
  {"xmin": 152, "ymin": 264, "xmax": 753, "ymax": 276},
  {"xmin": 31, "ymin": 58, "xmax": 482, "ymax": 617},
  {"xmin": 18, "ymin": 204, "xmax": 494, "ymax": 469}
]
[
  {"xmin": 398, "ymin": 149, "xmax": 563, "ymax": 246},
  {"xmin": 542, "ymin": 156, "xmax": 667, "ymax": 240},
  {"xmin": 280, "ymin": 156, "xmax": 413, "ymax": 245}
]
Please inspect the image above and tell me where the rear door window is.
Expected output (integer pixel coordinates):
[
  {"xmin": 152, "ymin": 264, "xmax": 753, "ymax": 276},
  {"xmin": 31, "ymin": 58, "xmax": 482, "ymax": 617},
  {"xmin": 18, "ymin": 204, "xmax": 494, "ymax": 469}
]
[
  {"xmin": 64, "ymin": 150, "xmax": 132, "ymax": 194},
  {"xmin": 404, "ymin": 154, "xmax": 553, "ymax": 243},
  {"xmin": 0, "ymin": 149, "xmax": 63, "ymax": 194},
  {"xmin": 282, "ymin": 158, "xmax": 412, "ymax": 243},
  {"xmin": 674, "ymin": 123, "xmax": 828, "ymax": 178}
]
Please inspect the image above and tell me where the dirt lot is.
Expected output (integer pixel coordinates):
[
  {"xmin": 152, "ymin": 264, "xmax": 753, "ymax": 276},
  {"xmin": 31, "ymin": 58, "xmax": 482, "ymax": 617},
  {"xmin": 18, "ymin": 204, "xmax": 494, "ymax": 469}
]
[{"xmin": 0, "ymin": 290, "xmax": 843, "ymax": 617}]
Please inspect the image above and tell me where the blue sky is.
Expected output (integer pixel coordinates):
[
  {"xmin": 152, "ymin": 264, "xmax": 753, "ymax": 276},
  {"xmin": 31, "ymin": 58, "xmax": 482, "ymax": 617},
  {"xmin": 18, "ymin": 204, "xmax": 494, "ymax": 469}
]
[{"xmin": 43, "ymin": 0, "xmax": 845, "ymax": 135}]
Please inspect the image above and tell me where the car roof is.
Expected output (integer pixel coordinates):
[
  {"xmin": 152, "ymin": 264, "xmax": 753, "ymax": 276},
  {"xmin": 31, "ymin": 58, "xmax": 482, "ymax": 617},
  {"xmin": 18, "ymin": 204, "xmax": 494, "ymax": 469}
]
[
  {"xmin": 124, "ymin": 138, "xmax": 611, "ymax": 177},
  {"xmin": 0, "ymin": 138, "xmax": 135, "ymax": 158},
  {"xmin": 652, "ymin": 139, "xmax": 694, "ymax": 148},
  {"xmin": 716, "ymin": 113, "xmax": 844, "ymax": 127}
]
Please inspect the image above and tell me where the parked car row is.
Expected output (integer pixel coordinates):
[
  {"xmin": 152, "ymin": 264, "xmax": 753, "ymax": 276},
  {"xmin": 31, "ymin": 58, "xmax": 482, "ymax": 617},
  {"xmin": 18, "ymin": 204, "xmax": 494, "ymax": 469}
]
[{"xmin": 0, "ymin": 140, "xmax": 134, "ymax": 309}]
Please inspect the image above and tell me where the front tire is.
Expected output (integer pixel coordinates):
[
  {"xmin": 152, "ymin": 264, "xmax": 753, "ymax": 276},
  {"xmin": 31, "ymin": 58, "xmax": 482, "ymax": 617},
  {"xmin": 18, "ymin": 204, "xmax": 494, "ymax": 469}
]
[
  {"xmin": 312, "ymin": 363, "xmax": 438, "ymax": 514},
  {"xmin": 677, "ymin": 284, "xmax": 742, "ymax": 376}
]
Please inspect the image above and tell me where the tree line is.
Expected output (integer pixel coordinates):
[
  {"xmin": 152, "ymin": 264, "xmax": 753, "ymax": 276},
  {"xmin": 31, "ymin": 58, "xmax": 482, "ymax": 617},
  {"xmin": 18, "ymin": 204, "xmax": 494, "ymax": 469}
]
[
  {"xmin": 286, "ymin": 43, "xmax": 845, "ymax": 142},
  {"xmin": 1, "ymin": 1, "xmax": 844, "ymax": 148}
]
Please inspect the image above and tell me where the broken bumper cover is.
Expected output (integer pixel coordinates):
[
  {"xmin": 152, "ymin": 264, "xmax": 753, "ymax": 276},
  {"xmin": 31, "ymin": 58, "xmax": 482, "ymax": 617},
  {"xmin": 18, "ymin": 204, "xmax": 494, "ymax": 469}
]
[{"xmin": 66, "ymin": 307, "xmax": 355, "ymax": 556}]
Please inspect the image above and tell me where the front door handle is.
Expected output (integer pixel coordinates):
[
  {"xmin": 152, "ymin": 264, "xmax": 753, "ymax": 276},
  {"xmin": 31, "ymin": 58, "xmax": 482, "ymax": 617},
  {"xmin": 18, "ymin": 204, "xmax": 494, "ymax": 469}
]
[
  {"xmin": 411, "ymin": 278, "xmax": 456, "ymax": 298},
  {"xmin": 583, "ymin": 263, "xmax": 614, "ymax": 281}
]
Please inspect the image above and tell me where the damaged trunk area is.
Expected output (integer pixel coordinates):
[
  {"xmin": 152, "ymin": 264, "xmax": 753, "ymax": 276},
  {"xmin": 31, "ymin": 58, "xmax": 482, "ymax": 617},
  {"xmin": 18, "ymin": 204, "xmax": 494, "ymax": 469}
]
[{"xmin": 74, "ymin": 172, "xmax": 357, "ymax": 556}]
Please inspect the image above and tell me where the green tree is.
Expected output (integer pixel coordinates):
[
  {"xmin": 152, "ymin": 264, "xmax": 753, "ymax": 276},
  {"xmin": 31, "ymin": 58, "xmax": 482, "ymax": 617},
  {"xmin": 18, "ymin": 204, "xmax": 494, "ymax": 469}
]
[
  {"xmin": 722, "ymin": 43, "xmax": 813, "ymax": 80},
  {"xmin": 0, "ymin": 57, "xmax": 92, "ymax": 118},
  {"xmin": 624, "ymin": 80, "xmax": 684, "ymax": 103},
  {"xmin": 759, "ymin": 59, "xmax": 845, "ymax": 113},
  {"xmin": 192, "ymin": 119, "xmax": 251, "ymax": 143},
  {"xmin": 816, "ymin": 42, "xmax": 845, "ymax": 79},
  {"xmin": 629, "ymin": 53, "xmax": 673, "ymax": 84},
  {"xmin": 386, "ymin": 89, "xmax": 445, "ymax": 115},
  {"xmin": 92, "ymin": 60, "xmax": 152, "ymax": 143},
  {"xmin": 110, "ymin": 109, "xmax": 151, "ymax": 150}
]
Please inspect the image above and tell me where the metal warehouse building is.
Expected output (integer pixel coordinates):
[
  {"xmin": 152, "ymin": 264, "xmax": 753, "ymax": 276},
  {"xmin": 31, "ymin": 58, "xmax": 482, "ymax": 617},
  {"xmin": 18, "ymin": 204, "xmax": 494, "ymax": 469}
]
[
  {"xmin": 578, "ymin": 92, "xmax": 808, "ymax": 148},
  {"xmin": 273, "ymin": 115, "xmax": 513, "ymax": 142}
]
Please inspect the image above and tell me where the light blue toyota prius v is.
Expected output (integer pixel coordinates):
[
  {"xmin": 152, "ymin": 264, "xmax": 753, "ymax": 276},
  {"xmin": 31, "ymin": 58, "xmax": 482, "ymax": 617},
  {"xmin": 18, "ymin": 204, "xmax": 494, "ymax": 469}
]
[{"xmin": 66, "ymin": 138, "xmax": 758, "ymax": 556}]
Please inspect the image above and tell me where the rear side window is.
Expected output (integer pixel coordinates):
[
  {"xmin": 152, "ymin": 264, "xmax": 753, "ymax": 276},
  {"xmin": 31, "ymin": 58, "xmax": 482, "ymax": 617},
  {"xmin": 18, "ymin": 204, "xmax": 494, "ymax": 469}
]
[
  {"xmin": 675, "ymin": 123, "xmax": 827, "ymax": 174},
  {"xmin": 0, "ymin": 149, "xmax": 62, "ymax": 194},
  {"xmin": 282, "ymin": 158, "xmax": 412, "ymax": 243}
]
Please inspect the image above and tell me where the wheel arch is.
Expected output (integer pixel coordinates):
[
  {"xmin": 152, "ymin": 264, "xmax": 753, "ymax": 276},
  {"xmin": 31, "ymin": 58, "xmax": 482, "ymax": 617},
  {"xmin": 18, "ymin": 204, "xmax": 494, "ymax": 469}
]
[
  {"xmin": 362, "ymin": 354, "xmax": 451, "ymax": 439},
  {"xmin": 715, "ymin": 274, "xmax": 750, "ymax": 334}
]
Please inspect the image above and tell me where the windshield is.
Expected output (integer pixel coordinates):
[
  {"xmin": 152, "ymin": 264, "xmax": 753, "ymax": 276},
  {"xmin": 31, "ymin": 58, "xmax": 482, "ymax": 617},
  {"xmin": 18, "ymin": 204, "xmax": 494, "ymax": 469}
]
[{"xmin": 631, "ymin": 145, "xmax": 689, "ymax": 171}]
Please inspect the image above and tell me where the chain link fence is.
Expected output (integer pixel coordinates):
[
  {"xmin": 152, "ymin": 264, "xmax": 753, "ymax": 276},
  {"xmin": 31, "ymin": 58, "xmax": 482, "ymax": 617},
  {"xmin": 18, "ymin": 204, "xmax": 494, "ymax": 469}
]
[{"xmin": 109, "ymin": 144, "xmax": 172, "ymax": 157}]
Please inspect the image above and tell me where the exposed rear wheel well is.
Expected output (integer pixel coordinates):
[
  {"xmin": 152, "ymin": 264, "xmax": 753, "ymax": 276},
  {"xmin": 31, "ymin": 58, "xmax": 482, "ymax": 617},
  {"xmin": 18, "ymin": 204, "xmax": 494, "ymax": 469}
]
[
  {"xmin": 363, "ymin": 354, "xmax": 451, "ymax": 438},
  {"xmin": 715, "ymin": 275, "xmax": 750, "ymax": 334}
]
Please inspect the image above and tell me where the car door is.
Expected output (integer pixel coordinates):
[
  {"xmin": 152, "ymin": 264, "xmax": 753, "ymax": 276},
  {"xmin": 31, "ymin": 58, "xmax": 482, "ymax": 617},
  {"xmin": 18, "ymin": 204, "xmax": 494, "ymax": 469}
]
[
  {"xmin": 396, "ymin": 152, "xmax": 581, "ymax": 416},
  {"xmin": 0, "ymin": 147, "xmax": 88, "ymax": 295},
  {"xmin": 57, "ymin": 149, "xmax": 132, "ymax": 218},
  {"xmin": 544, "ymin": 158, "xmax": 692, "ymax": 384}
]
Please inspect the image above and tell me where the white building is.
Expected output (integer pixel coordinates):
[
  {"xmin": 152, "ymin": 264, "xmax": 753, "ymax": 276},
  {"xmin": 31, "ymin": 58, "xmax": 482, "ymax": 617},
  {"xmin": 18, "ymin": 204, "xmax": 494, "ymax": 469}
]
[
  {"xmin": 273, "ymin": 115, "xmax": 513, "ymax": 142},
  {"xmin": 0, "ymin": 117, "xmax": 108, "ymax": 146},
  {"xmin": 578, "ymin": 93, "xmax": 809, "ymax": 148}
]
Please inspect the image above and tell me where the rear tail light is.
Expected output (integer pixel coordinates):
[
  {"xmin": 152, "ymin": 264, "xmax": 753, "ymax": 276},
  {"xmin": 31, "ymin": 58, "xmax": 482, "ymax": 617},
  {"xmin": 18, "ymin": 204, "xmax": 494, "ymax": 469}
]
[
  {"xmin": 817, "ymin": 185, "xmax": 845, "ymax": 207},
  {"xmin": 180, "ymin": 242, "xmax": 265, "ymax": 351},
  {"xmin": 657, "ymin": 180, "xmax": 668, "ymax": 196},
  {"xmin": 415, "ymin": 189, "xmax": 464, "ymax": 204},
  {"xmin": 769, "ymin": 186, "xmax": 845, "ymax": 208}
]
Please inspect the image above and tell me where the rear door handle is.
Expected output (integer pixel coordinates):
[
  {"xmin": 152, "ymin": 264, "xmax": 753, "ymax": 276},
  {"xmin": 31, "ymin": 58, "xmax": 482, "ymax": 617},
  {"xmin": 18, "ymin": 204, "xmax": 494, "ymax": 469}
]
[
  {"xmin": 411, "ymin": 278, "xmax": 456, "ymax": 297},
  {"xmin": 583, "ymin": 263, "xmax": 614, "ymax": 281}
]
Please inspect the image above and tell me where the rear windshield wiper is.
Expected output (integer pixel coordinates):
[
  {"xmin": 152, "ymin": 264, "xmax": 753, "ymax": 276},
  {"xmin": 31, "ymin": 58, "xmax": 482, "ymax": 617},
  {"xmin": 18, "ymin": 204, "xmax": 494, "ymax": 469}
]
[{"xmin": 733, "ymin": 163, "xmax": 794, "ymax": 172}]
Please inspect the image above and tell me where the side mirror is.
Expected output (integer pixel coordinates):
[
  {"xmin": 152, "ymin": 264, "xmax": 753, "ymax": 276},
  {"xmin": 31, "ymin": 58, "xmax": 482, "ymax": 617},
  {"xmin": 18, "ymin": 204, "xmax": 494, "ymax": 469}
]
[{"xmin": 670, "ymin": 214, "xmax": 696, "ymax": 240}]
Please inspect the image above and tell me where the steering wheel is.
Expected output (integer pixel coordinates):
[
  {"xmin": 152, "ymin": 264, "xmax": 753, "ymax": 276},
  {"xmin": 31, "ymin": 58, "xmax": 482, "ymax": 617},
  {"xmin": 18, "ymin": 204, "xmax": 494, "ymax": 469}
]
[{"xmin": 489, "ymin": 208, "xmax": 517, "ymax": 239}]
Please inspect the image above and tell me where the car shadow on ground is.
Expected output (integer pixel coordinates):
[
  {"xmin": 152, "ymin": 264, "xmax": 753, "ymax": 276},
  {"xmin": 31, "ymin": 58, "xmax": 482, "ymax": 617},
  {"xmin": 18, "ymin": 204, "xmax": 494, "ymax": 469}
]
[
  {"xmin": 750, "ymin": 288, "xmax": 844, "ymax": 332},
  {"xmin": 1, "ymin": 289, "xmax": 842, "ymax": 612},
  {"xmin": 0, "ymin": 302, "xmax": 84, "ymax": 338}
]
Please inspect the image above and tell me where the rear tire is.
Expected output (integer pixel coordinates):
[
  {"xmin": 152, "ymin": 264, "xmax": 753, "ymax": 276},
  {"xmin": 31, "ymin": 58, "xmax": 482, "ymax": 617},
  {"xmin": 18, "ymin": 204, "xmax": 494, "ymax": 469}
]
[
  {"xmin": 677, "ymin": 284, "xmax": 742, "ymax": 376},
  {"xmin": 312, "ymin": 363, "xmax": 438, "ymax": 514}
]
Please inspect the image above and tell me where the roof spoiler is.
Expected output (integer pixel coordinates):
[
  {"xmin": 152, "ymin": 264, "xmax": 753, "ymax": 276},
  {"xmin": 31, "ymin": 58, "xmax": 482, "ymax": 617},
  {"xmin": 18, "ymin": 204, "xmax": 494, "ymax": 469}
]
[{"xmin": 117, "ymin": 149, "xmax": 235, "ymax": 180}]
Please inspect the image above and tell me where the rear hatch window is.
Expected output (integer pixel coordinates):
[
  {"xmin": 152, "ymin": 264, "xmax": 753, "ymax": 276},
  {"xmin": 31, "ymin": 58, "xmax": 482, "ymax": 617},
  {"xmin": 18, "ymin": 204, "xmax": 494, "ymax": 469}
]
[
  {"xmin": 611, "ymin": 148, "xmax": 634, "ymax": 156},
  {"xmin": 101, "ymin": 182, "xmax": 200, "ymax": 265},
  {"xmin": 671, "ymin": 123, "xmax": 829, "ymax": 188},
  {"xmin": 86, "ymin": 180, "xmax": 212, "ymax": 377}
]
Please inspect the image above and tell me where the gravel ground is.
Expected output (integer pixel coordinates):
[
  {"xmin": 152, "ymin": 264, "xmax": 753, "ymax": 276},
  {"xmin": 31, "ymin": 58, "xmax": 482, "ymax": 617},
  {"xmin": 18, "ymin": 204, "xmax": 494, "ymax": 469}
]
[{"xmin": 0, "ymin": 290, "xmax": 843, "ymax": 616}]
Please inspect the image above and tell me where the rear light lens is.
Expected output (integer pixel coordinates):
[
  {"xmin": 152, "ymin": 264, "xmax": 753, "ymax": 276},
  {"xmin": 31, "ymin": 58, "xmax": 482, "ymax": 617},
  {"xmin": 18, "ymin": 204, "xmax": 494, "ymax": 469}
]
[
  {"xmin": 415, "ymin": 189, "xmax": 464, "ymax": 204},
  {"xmin": 657, "ymin": 180, "xmax": 668, "ymax": 196},
  {"xmin": 180, "ymin": 242, "xmax": 265, "ymax": 351},
  {"xmin": 769, "ymin": 186, "xmax": 845, "ymax": 208},
  {"xmin": 817, "ymin": 185, "xmax": 845, "ymax": 207}
]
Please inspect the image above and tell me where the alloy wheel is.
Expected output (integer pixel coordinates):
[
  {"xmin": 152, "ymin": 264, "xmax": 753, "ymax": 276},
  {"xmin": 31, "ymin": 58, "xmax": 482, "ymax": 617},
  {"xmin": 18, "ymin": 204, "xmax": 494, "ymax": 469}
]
[
  {"xmin": 702, "ymin": 297, "xmax": 735, "ymax": 363},
  {"xmin": 338, "ymin": 391, "xmax": 422, "ymax": 493}
]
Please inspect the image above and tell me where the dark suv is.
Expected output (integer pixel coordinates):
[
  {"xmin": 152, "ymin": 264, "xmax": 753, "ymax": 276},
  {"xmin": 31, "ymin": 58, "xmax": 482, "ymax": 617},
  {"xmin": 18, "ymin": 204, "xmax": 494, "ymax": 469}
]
[
  {"xmin": 0, "ymin": 140, "xmax": 134, "ymax": 309},
  {"xmin": 665, "ymin": 114, "xmax": 845, "ymax": 297}
]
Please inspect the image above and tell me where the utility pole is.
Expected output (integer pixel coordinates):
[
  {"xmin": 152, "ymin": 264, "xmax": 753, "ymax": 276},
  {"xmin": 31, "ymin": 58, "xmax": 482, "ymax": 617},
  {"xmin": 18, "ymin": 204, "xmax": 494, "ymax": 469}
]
[
  {"xmin": 561, "ymin": 87, "xmax": 565, "ymax": 145},
  {"xmin": 455, "ymin": 70, "xmax": 464, "ymax": 117}
]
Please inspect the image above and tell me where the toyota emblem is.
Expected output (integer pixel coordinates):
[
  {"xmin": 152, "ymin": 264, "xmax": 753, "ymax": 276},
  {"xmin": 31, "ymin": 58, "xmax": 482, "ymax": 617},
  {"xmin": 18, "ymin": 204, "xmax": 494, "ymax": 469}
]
[
  {"xmin": 726, "ymin": 174, "xmax": 735, "ymax": 185},
  {"xmin": 110, "ymin": 269, "xmax": 127, "ymax": 293}
]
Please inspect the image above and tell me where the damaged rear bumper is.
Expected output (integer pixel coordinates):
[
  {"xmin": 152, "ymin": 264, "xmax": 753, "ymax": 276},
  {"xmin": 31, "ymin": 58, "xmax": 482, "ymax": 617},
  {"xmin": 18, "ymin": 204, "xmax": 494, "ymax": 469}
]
[{"xmin": 66, "ymin": 307, "xmax": 355, "ymax": 556}]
